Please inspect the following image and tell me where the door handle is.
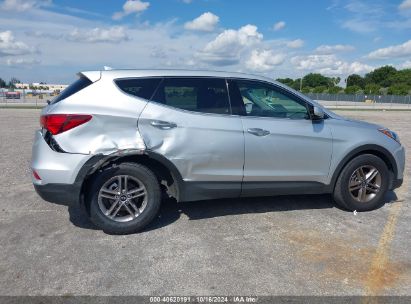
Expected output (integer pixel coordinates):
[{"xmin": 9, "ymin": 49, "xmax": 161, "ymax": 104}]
[
  {"xmin": 247, "ymin": 128, "xmax": 270, "ymax": 137},
  {"xmin": 150, "ymin": 120, "xmax": 177, "ymax": 130}
]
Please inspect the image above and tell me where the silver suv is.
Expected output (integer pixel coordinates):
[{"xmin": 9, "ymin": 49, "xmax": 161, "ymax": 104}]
[{"xmin": 32, "ymin": 69, "xmax": 405, "ymax": 234}]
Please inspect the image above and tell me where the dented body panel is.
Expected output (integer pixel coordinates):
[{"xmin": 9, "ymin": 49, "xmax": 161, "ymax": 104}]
[
  {"xmin": 42, "ymin": 73, "xmax": 147, "ymax": 155},
  {"xmin": 138, "ymin": 101, "xmax": 244, "ymax": 182}
]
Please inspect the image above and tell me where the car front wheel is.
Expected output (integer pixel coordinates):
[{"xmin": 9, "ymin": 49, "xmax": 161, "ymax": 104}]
[{"xmin": 333, "ymin": 154, "xmax": 389, "ymax": 211}]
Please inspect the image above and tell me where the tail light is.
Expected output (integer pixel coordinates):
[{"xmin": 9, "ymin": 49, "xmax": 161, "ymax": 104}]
[{"xmin": 40, "ymin": 114, "xmax": 92, "ymax": 135}]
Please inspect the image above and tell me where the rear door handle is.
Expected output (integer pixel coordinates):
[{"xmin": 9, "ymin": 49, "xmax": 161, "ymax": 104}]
[
  {"xmin": 247, "ymin": 128, "xmax": 270, "ymax": 137},
  {"xmin": 150, "ymin": 120, "xmax": 177, "ymax": 130}
]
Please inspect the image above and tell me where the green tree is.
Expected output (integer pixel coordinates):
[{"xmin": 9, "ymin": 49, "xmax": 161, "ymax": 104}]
[
  {"xmin": 302, "ymin": 73, "xmax": 333, "ymax": 88},
  {"xmin": 0, "ymin": 77, "xmax": 6, "ymax": 88},
  {"xmin": 313, "ymin": 86, "xmax": 327, "ymax": 93},
  {"xmin": 387, "ymin": 69, "xmax": 411, "ymax": 87},
  {"xmin": 328, "ymin": 86, "xmax": 343, "ymax": 94},
  {"xmin": 365, "ymin": 66, "xmax": 397, "ymax": 87},
  {"xmin": 387, "ymin": 84, "xmax": 411, "ymax": 96},
  {"xmin": 345, "ymin": 85, "xmax": 362, "ymax": 94},
  {"xmin": 301, "ymin": 87, "xmax": 312, "ymax": 94},
  {"xmin": 346, "ymin": 74, "xmax": 365, "ymax": 89},
  {"xmin": 364, "ymin": 83, "xmax": 381, "ymax": 95},
  {"xmin": 331, "ymin": 77, "xmax": 341, "ymax": 86}
]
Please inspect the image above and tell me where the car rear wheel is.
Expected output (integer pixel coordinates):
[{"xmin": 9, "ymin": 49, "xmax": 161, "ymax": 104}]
[
  {"xmin": 89, "ymin": 163, "xmax": 161, "ymax": 234},
  {"xmin": 333, "ymin": 154, "xmax": 389, "ymax": 211}
]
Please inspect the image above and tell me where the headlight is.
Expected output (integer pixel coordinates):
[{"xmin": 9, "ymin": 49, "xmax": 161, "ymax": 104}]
[{"xmin": 379, "ymin": 128, "xmax": 400, "ymax": 144}]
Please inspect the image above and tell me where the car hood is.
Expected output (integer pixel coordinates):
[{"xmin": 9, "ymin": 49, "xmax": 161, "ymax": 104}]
[{"xmin": 329, "ymin": 111, "xmax": 383, "ymax": 130}]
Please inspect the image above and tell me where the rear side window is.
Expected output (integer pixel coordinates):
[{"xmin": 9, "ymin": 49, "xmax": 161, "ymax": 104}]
[
  {"xmin": 52, "ymin": 76, "xmax": 92, "ymax": 104},
  {"xmin": 115, "ymin": 78, "xmax": 161, "ymax": 100},
  {"xmin": 152, "ymin": 77, "xmax": 230, "ymax": 115}
]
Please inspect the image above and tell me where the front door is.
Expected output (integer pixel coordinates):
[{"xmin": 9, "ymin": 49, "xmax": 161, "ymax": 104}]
[{"xmin": 228, "ymin": 79, "xmax": 333, "ymax": 195}]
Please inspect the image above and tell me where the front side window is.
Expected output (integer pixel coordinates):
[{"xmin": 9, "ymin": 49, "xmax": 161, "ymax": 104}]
[
  {"xmin": 115, "ymin": 78, "xmax": 162, "ymax": 100},
  {"xmin": 235, "ymin": 80, "xmax": 309, "ymax": 119},
  {"xmin": 152, "ymin": 77, "xmax": 230, "ymax": 115}
]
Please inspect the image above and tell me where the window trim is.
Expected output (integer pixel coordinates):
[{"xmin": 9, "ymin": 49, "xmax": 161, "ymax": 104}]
[
  {"xmin": 148, "ymin": 76, "xmax": 235, "ymax": 117},
  {"xmin": 227, "ymin": 78, "xmax": 315, "ymax": 120}
]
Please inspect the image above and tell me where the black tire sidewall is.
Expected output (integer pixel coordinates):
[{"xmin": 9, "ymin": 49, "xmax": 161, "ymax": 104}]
[
  {"xmin": 89, "ymin": 163, "xmax": 161, "ymax": 234},
  {"xmin": 335, "ymin": 154, "xmax": 389, "ymax": 212}
]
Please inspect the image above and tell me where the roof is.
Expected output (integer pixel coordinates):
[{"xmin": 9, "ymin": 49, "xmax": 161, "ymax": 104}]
[{"xmin": 80, "ymin": 69, "xmax": 276, "ymax": 84}]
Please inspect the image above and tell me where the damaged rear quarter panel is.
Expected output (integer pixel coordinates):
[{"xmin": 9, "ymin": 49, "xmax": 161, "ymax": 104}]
[{"xmin": 46, "ymin": 76, "xmax": 147, "ymax": 155}]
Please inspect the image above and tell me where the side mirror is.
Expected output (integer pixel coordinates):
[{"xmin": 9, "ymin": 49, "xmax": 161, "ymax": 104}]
[{"xmin": 312, "ymin": 106, "xmax": 325, "ymax": 120}]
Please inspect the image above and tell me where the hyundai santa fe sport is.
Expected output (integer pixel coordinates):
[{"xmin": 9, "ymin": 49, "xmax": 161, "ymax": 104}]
[{"xmin": 31, "ymin": 69, "xmax": 405, "ymax": 234}]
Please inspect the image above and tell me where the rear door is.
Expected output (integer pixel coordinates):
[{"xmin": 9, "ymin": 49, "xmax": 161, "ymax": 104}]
[
  {"xmin": 138, "ymin": 77, "xmax": 245, "ymax": 199},
  {"xmin": 228, "ymin": 79, "xmax": 333, "ymax": 194}
]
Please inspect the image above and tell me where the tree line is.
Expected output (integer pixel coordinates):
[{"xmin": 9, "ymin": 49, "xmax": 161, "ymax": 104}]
[
  {"xmin": 0, "ymin": 77, "xmax": 20, "ymax": 89},
  {"xmin": 277, "ymin": 65, "xmax": 411, "ymax": 96}
]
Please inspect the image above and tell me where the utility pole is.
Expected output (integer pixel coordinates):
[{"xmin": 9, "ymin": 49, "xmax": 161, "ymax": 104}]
[{"xmin": 300, "ymin": 74, "xmax": 303, "ymax": 91}]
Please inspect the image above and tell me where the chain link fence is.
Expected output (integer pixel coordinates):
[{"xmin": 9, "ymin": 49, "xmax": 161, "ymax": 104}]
[
  {"xmin": 306, "ymin": 93, "xmax": 411, "ymax": 110},
  {"xmin": 0, "ymin": 90, "xmax": 51, "ymax": 107},
  {"xmin": 306, "ymin": 93, "xmax": 411, "ymax": 104}
]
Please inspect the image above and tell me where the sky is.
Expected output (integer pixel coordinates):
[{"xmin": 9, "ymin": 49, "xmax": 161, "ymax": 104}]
[{"xmin": 0, "ymin": 0, "xmax": 411, "ymax": 84}]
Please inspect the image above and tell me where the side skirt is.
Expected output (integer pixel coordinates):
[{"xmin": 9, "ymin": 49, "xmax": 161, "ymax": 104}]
[{"xmin": 179, "ymin": 181, "xmax": 331, "ymax": 202}]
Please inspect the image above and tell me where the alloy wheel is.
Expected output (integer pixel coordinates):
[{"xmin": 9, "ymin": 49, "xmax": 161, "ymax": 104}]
[
  {"xmin": 348, "ymin": 165, "xmax": 381, "ymax": 203},
  {"xmin": 98, "ymin": 175, "xmax": 147, "ymax": 222}
]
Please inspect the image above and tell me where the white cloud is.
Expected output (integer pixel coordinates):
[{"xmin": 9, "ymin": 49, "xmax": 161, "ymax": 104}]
[
  {"xmin": 273, "ymin": 21, "xmax": 286, "ymax": 31},
  {"xmin": 399, "ymin": 0, "xmax": 411, "ymax": 10},
  {"xmin": 6, "ymin": 57, "xmax": 40, "ymax": 65},
  {"xmin": 0, "ymin": 30, "xmax": 34, "ymax": 56},
  {"xmin": 367, "ymin": 40, "xmax": 411, "ymax": 59},
  {"xmin": 68, "ymin": 26, "xmax": 128, "ymax": 43},
  {"xmin": 286, "ymin": 39, "xmax": 304, "ymax": 49},
  {"xmin": 197, "ymin": 24, "xmax": 263, "ymax": 65},
  {"xmin": 245, "ymin": 49, "xmax": 285, "ymax": 72},
  {"xmin": 291, "ymin": 54, "xmax": 373, "ymax": 75},
  {"xmin": 315, "ymin": 44, "xmax": 355, "ymax": 54},
  {"xmin": 0, "ymin": 0, "xmax": 51, "ymax": 12},
  {"xmin": 181, "ymin": 0, "xmax": 192, "ymax": 3},
  {"xmin": 112, "ymin": 0, "xmax": 149, "ymax": 20},
  {"xmin": 184, "ymin": 12, "xmax": 219, "ymax": 32},
  {"xmin": 342, "ymin": 19, "xmax": 376, "ymax": 33},
  {"xmin": 400, "ymin": 60, "xmax": 411, "ymax": 68}
]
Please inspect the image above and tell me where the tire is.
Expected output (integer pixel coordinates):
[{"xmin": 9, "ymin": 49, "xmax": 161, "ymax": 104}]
[
  {"xmin": 88, "ymin": 163, "xmax": 161, "ymax": 234},
  {"xmin": 333, "ymin": 154, "xmax": 389, "ymax": 212}
]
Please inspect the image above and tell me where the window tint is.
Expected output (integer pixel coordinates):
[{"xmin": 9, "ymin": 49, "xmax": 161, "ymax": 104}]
[
  {"xmin": 236, "ymin": 80, "xmax": 309, "ymax": 119},
  {"xmin": 115, "ymin": 78, "xmax": 162, "ymax": 100},
  {"xmin": 152, "ymin": 77, "xmax": 230, "ymax": 115},
  {"xmin": 52, "ymin": 76, "xmax": 92, "ymax": 104}
]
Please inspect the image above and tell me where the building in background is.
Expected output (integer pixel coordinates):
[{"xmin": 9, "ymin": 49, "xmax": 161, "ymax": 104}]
[{"xmin": 15, "ymin": 82, "xmax": 68, "ymax": 92}]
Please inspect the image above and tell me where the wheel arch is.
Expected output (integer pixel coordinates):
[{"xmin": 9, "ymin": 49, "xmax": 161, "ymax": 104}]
[
  {"xmin": 329, "ymin": 144, "xmax": 397, "ymax": 191},
  {"xmin": 77, "ymin": 151, "xmax": 184, "ymax": 212}
]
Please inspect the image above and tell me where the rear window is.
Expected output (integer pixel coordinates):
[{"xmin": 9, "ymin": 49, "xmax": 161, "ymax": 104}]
[
  {"xmin": 51, "ymin": 76, "xmax": 92, "ymax": 104},
  {"xmin": 151, "ymin": 77, "xmax": 231, "ymax": 115},
  {"xmin": 115, "ymin": 78, "xmax": 162, "ymax": 100}
]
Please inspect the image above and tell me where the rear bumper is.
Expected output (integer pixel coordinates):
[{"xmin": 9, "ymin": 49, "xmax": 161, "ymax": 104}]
[
  {"xmin": 34, "ymin": 183, "xmax": 81, "ymax": 206},
  {"xmin": 31, "ymin": 130, "xmax": 92, "ymax": 185},
  {"xmin": 31, "ymin": 130, "xmax": 104, "ymax": 205}
]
